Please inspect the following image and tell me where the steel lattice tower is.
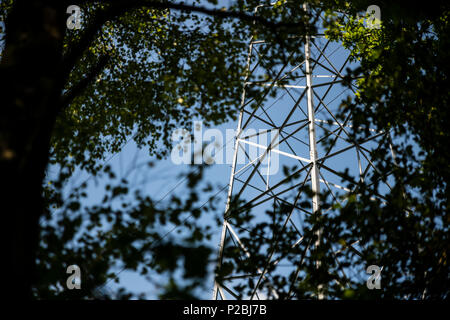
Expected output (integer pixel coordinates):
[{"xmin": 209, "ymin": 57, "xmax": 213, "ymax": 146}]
[{"xmin": 212, "ymin": 4, "xmax": 388, "ymax": 300}]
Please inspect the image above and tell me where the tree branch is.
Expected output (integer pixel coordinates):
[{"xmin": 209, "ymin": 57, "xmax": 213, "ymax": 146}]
[
  {"xmin": 62, "ymin": 0, "xmax": 306, "ymax": 79},
  {"xmin": 59, "ymin": 54, "xmax": 110, "ymax": 111}
]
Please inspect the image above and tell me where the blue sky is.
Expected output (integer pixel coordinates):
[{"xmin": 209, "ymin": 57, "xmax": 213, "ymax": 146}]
[
  {"xmin": 44, "ymin": 1, "xmax": 394, "ymax": 299},
  {"xmin": 66, "ymin": 40, "xmax": 368, "ymax": 299}
]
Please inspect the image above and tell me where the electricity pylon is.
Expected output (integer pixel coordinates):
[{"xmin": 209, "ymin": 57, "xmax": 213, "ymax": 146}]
[{"xmin": 212, "ymin": 4, "xmax": 388, "ymax": 300}]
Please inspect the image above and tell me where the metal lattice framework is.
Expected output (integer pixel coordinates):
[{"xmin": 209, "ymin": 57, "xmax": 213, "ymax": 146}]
[{"xmin": 212, "ymin": 4, "xmax": 391, "ymax": 300}]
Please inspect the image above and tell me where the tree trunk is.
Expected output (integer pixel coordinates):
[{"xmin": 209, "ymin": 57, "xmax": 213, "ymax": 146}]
[{"xmin": 0, "ymin": 1, "xmax": 67, "ymax": 299}]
